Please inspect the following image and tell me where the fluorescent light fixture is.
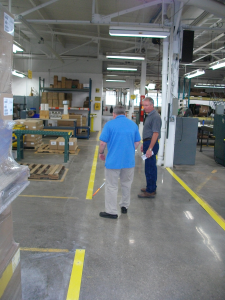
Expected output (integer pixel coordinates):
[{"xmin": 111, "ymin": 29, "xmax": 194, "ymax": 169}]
[
  {"xmin": 12, "ymin": 70, "xmax": 26, "ymax": 78},
  {"xmin": 106, "ymin": 74, "xmax": 118, "ymax": 76},
  {"xmin": 184, "ymin": 69, "xmax": 205, "ymax": 79},
  {"xmin": 109, "ymin": 26, "xmax": 170, "ymax": 38},
  {"xmin": 146, "ymin": 83, "xmax": 156, "ymax": 90},
  {"xmin": 107, "ymin": 66, "xmax": 137, "ymax": 71},
  {"xmin": 13, "ymin": 41, "xmax": 25, "ymax": 53},
  {"xmin": 194, "ymin": 83, "xmax": 225, "ymax": 88},
  {"xmin": 209, "ymin": 58, "xmax": 225, "ymax": 70},
  {"xmin": 106, "ymin": 80, "xmax": 126, "ymax": 82},
  {"xmin": 106, "ymin": 52, "xmax": 145, "ymax": 60}
]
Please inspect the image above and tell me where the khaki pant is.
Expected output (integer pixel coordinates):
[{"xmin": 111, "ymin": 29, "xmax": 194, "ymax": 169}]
[{"xmin": 105, "ymin": 168, "xmax": 134, "ymax": 215}]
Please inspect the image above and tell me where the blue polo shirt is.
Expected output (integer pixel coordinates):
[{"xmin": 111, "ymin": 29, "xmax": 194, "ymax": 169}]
[{"xmin": 99, "ymin": 115, "xmax": 141, "ymax": 169}]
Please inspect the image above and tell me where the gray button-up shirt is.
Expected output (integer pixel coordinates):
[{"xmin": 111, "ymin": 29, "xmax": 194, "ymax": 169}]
[{"xmin": 143, "ymin": 109, "xmax": 162, "ymax": 140}]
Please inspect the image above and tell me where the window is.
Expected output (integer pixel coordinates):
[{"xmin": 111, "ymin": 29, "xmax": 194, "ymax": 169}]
[
  {"xmin": 147, "ymin": 92, "xmax": 162, "ymax": 107},
  {"xmin": 105, "ymin": 90, "xmax": 117, "ymax": 105}
]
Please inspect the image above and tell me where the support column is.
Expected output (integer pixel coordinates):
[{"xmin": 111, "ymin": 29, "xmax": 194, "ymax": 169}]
[
  {"xmin": 128, "ymin": 81, "xmax": 134, "ymax": 120},
  {"xmin": 157, "ymin": 37, "xmax": 169, "ymax": 166},
  {"xmin": 139, "ymin": 60, "xmax": 147, "ymax": 137}
]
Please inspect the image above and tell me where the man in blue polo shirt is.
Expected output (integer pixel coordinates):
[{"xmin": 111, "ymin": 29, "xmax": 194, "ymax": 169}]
[{"xmin": 99, "ymin": 105, "xmax": 141, "ymax": 219}]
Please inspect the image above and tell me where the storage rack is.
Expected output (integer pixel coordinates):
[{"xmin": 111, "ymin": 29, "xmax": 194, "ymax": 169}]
[{"xmin": 39, "ymin": 77, "xmax": 92, "ymax": 139}]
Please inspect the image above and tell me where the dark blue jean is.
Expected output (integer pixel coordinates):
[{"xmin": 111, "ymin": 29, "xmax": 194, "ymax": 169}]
[{"xmin": 143, "ymin": 140, "xmax": 159, "ymax": 193}]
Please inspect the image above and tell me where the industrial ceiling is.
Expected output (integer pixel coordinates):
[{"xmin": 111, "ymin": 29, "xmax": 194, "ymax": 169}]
[{"xmin": 1, "ymin": 0, "xmax": 225, "ymax": 88}]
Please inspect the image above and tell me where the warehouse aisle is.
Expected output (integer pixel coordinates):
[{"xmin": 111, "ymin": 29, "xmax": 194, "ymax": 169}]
[{"xmin": 12, "ymin": 134, "xmax": 225, "ymax": 300}]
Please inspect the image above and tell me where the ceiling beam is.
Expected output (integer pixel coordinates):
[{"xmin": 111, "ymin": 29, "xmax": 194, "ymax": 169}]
[
  {"xmin": 16, "ymin": 15, "xmax": 64, "ymax": 63},
  {"xmin": 193, "ymin": 33, "xmax": 224, "ymax": 54},
  {"xmin": 193, "ymin": 46, "xmax": 225, "ymax": 62},
  {"xmin": 18, "ymin": 0, "xmax": 60, "ymax": 17},
  {"xmin": 100, "ymin": 0, "xmax": 172, "ymax": 22}
]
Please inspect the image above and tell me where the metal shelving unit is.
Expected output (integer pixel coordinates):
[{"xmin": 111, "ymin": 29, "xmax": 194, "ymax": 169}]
[{"xmin": 39, "ymin": 77, "xmax": 92, "ymax": 139}]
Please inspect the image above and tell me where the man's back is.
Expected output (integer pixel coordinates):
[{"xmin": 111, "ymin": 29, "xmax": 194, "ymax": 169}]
[{"xmin": 100, "ymin": 115, "xmax": 140, "ymax": 169}]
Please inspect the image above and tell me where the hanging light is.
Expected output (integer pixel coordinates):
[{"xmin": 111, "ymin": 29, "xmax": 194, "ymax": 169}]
[
  {"xmin": 184, "ymin": 69, "xmax": 205, "ymax": 79},
  {"xmin": 107, "ymin": 65, "xmax": 137, "ymax": 71},
  {"xmin": 109, "ymin": 27, "xmax": 170, "ymax": 38},
  {"xmin": 12, "ymin": 70, "xmax": 26, "ymax": 78},
  {"xmin": 208, "ymin": 58, "xmax": 225, "ymax": 70},
  {"xmin": 106, "ymin": 52, "xmax": 145, "ymax": 60},
  {"xmin": 13, "ymin": 41, "xmax": 25, "ymax": 53}
]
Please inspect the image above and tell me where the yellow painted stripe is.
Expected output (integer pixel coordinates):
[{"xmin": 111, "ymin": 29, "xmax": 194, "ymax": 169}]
[
  {"xmin": 19, "ymin": 195, "xmax": 78, "ymax": 199},
  {"xmin": 96, "ymin": 130, "xmax": 101, "ymax": 141},
  {"xmin": 166, "ymin": 168, "xmax": 225, "ymax": 231},
  {"xmin": 20, "ymin": 247, "xmax": 69, "ymax": 253},
  {"xmin": 0, "ymin": 262, "xmax": 13, "ymax": 297},
  {"xmin": 66, "ymin": 249, "xmax": 85, "ymax": 300},
  {"xmin": 212, "ymin": 170, "xmax": 217, "ymax": 174},
  {"xmin": 86, "ymin": 146, "xmax": 99, "ymax": 200}
]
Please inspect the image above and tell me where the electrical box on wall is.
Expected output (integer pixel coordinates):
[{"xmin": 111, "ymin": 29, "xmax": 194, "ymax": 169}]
[{"xmin": 94, "ymin": 103, "xmax": 101, "ymax": 110}]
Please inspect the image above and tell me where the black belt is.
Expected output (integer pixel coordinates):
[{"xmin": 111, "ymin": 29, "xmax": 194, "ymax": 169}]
[{"xmin": 143, "ymin": 138, "xmax": 151, "ymax": 141}]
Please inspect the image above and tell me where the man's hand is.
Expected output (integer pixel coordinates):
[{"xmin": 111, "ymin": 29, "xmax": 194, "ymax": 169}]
[
  {"xmin": 140, "ymin": 144, "xmax": 143, "ymax": 152},
  {"xmin": 146, "ymin": 149, "xmax": 152, "ymax": 158},
  {"xmin": 99, "ymin": 153, "xmax": 106, "ymax": 161}
]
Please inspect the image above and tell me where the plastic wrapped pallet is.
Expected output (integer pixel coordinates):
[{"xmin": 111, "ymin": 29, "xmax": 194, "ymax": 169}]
[{"xmin": 0, "ymin": 120, "xmax": 30, "ymax": 215}]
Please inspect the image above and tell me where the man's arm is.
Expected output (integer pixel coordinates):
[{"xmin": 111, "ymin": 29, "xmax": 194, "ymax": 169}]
[
  {"xmin": 146, "ymin": 132, "xmax": 159, "ymax": 158},
  {"xmin": 134, "ymin": 141, "xmax": 140, "ymax": 149},
  {"xmin": 99, "ymin": 141, "xmax": 107, "ymax": 161}
]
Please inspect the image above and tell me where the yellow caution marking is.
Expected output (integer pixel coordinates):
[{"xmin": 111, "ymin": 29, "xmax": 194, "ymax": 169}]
[
  {"xmin": 0, "ymin": 249, "xmax": 20, "ymax": 298},
  {"xmin": 212, "ymin": 170, "xmax": 217, "ymax": 174},
  {"xmin": 86, "ymin": 146, "xmax": 99, "ymax": 200},
  {"xmin": 66, "ymin": 249, "xmax": 85, "ymax": 300},
  {"xmin": 195, "ymin": 176, "xmax": 212, "ymax": 192},
  {"xmin": 20, "ymin": 247, "xmax": 69, "ymax": 253},
  {"xmin": 96, "ymin": 131, "xmax": 101, "ymax": 141},
  {"xmin": 166, "ymin": 168, "xmax": 225, "ymax": 231},
  {"xmin": 19, "ymin": 195, "xmax": 78, "ymax": 199}
]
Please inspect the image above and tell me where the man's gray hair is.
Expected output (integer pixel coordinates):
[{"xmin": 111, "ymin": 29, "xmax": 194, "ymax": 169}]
[
  {"xmin": 144, "ymin": 97, "xmax": 154, "ymax": 106},
  {"xmin": 113, "ymin": 105, "xmax": 126, "ymax": 115}
]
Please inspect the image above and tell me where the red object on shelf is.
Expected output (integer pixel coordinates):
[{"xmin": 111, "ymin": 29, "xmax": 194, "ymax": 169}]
[{"xmin": 140, "ymin": 95, "xmax": 145, "ymax": 122}]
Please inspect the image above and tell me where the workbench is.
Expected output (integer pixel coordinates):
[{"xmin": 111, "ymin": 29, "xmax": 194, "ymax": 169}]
[{"xmin": 14, "ymin": 130, "xmax": 72, "ymax": 163}]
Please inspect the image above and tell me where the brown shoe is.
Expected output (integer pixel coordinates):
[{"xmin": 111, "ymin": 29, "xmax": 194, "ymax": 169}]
[
  {"xmin": 138, "ymin": 191, "xmax": 156, "ymax": 198},
  {"xmin": 141, "ymin": 188, "xmax": 157, "ymax": 194}
]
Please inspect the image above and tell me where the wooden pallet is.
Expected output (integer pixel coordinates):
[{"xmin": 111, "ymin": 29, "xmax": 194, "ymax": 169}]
[
  {"xmin": 36, "ymin": 144, "xmax": 78, "ymax": 154},
  {"xmin": 13, "ymin": 142, "xmax": 44, "ymax": 151},
  {"xmin": 20, "ymin": 163, "xmax": 65, "ymax": 180}
]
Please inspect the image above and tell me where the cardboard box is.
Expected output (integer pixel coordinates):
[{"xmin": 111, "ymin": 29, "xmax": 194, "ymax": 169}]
[
  {"xmin": 48, "ymin": 92, "xmax": 53, "ymax": 100},
  {"xmin": 62, "ymin": 77, "xmax": 66, "ymax": 88},
  {"xmin": 0, "ymin": 206, "xmax": 14, "ymax": 266},
  {"xmin": 0, "ymin": 93, "xmax": 13, "ymax": 121},
  {"xmin": 57, "ymin": 81, "xmax": 62, "ymax": 88},
  {"xmin": 59, "ymin": 99, "xmax": 64, "ymax": 107},
  {"xmin": 57, "ymin": 120, "xmax": 75, "ymax": 127},
  {"xmin": 77, "ymin": 83, "xmax": 83, "ymax": 89},
  {"xmin": 52, "ymin": 92, "xmax": 58, "ymax": 100},
  {"xmin": 24, "ymin": 134, "xmax": 42, "ymax": 142},
  {"xmin": 54, "ymin": 75, "xmax": 58, "ymax": 87},
  {"xmin": 57, "ymin": 137, "xmax": 65, "ymax": 150},
  {"xmin": 59, "ymin": 93, "xmax": 65, "ymax": 100},
  {"xmin": 52, "ymin": 100, "xmax": 59, "ymax": 107},
  {"xmin": 62, "ymin": 114, "xmax": 70, "ymax": 119},
  {"xmin": 65, "ymin": 80, "xmax": 72, "ymax": 89},
  {"xmin": 48, "ymin": 99, "xmax": 53, "ymax": 107},
  {"xmin": 0, "ymin": 242, "xmax": 21, "ymax": 300},
  {"xmin": 66, "ymin": 93, "xmax": 72, "ymax": 100},
  {"xmin": 49, "ymin": 139, "xmax": 58, "ymax": 150},
  {"xmin": 24, "ymin": 140, "xmax": 42, "ymax": 148},
  {"xmin": 24, "ymin": 120, "xmax": 43, "ymax": 130},
  {"xmin": 69, "ymin": 138, "xmax": 77, "ymax": 151},
  {"xmin": 72, "ymin": 80, "xmax": 79, "ymax": 88}
]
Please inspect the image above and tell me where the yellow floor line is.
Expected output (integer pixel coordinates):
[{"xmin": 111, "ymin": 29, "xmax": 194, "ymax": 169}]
[
  {"xmin": 166, "ymin": 168, "xmax": 225, "ymax": 231},
  {"xmin": 19, "ymin": 195, "xmax": 78, "ymax": 199},
  {"xmin": 96, "ymin": 131, "xmax": 101, "ymax": 141},
  {"xmin": 86, "ymin": 146, "xmax": 99, "ymax": 200},
  {"xmin": 20, "ymin": 247, "xmax": 69, "ymax": 253},
  {"xmin": 66, "ymin": 249, "xmax": 85, "ymax": 300}
]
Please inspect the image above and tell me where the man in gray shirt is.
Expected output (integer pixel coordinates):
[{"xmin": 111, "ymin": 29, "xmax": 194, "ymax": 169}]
[{"xmin": 138, "ymin": 97, "xmax": 162, "ymax": 198}]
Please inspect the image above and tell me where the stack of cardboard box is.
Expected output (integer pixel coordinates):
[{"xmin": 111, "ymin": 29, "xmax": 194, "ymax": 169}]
[
  {"xmin": 52, "ymin": 92, "xmax": 59, "ymax": 107},
  {"xmin": 49, "ymin": 137, "xmax": 78, "ymax": 152},
  {"xmin": 41, "ymin": 92, "xmax": 48, "ymax": 104},
  {"xmin": 16, "ymin": 119, "xmax": 43, "ymax": 148}
]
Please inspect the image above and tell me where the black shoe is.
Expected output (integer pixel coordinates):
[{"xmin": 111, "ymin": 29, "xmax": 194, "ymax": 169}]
[
  {"xmin": 99, "ymin": 212, "xmax": 118, "ymax": 219},
  {"xmin": 121, "ymin": 207, "xmax": 127, "ymax": 214}
]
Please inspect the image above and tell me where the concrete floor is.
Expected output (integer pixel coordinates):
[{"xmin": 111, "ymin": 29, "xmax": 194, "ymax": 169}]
[{"xmin": 11, "ymin": 135, "xmax": 225, "ymax": 300}]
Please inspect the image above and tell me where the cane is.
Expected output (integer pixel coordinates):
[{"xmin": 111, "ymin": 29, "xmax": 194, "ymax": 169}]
[{"xmin": 92, "ymin": 182, "xmax": 105, "ymax": 197}]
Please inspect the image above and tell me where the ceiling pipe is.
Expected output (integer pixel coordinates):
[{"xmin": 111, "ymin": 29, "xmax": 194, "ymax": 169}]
[
  {"xmin": 177, "ymin": 0, "xmax": 225, "ymax": 19},
  {"xmin": 16, "ymin": 15, "xmax": 64, "ymax": 63},
  {"xmin": 193, "ymin": 46, "xmax": 225, "ymax": 63},
  {"xmin": 18, "ymin": 0, "xmax": 60, "ymax": 17}
]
